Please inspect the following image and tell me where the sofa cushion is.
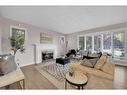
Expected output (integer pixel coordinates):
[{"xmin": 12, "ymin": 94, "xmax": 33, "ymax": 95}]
[
  {"xmin": 84, "ymin": 74, "xmax": 113, "ymax": 89},
  {"xmin": 0, "ymin": 54, "xmax": 17, "ymax": 76},
  {"xmin": 80, "ymin": 59, "xmax": 94, "ymax": 68},
  {"xmin": 81, "ymin": 57, "xmax": 99, "ymax": 68},
  {"xmin": 101, "ymin": 61, "xmax": 114, "ymax": 75},
  {"xmin": 89, "ymin": 58, "xmax": 99, "ymax": 66},
  {"xmin": 94, "ymin": 55, "xmax": 107, "ymax": 70}
]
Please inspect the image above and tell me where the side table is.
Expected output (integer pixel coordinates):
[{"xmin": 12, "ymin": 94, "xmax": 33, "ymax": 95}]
[{"xmin": 65, "ymin": 71, "xmax": 88, "ymax": 89}]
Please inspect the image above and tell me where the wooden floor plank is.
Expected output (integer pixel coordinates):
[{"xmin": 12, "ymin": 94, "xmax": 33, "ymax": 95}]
[{"xmin": 5, "ymin": 64, "xmax": 127, "ymax": 89}]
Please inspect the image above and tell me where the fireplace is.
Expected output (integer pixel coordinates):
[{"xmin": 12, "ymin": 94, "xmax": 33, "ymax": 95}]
[
  {"xmin": 42, "ymin": 51, "xmax": 53, "ymax": 61},
  {"xmin": 34, "ymin": 44, "xmax": 57, "ymax": 64}
]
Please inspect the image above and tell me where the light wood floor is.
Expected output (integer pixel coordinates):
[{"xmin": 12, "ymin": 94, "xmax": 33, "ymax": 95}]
[
  {"xmin": 113, "ymin": 65, "xmax": 127, "ymax": 89},
  {"xmin": 7, "ymin": 64, "xmax": 127, "ymax": 89}
]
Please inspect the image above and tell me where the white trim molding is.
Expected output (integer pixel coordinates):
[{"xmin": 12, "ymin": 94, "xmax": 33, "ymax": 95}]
[
  {"xmin": 10, "ymin": 25, "xmax": 27, "ymax": 43},
  {"xmin": 34, "ymin": 44, "xmax": 57, "ymax": 64}
]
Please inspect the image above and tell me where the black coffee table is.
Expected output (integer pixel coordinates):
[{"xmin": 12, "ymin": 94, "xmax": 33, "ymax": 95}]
[{"xmin": 56, "ymin": 57, "xmax": 70, "ymax": 68}]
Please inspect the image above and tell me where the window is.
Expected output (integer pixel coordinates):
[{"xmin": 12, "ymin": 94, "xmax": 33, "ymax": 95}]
[
  {"xmin": 103, "ymin": 34, "xmax": 112, "ymax": 54},
  {"xmin": 113, "ymin": 32, "xmax": 125, "ymax": 60},
  {"xmin": 94, "ymin": 35, "xmax": 101, "ymax": 52},
  {"xmin": 86, "ymin": 36, "xmax": 92, "ymax": 51},
  {"xmin": 78, "ymin": 36, "xmax": 85, "ymax": 50},
  {"xmin": 77, "ymin": 29, "xmax": 126, "ymax": 61},
  {"xmin": 10, "ymin": 26, "xmax": 26, "ymax": 41}
]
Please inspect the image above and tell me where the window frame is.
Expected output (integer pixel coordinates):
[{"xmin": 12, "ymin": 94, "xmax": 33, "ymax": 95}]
[
  {"xmin": 112, "ymin": 30, "xmax": 126, "ymax": 61},
  {"xmin": 85, "ymin": 35, "xmax": 93, "ymax": 52},
  {"xmin": 77, "ymin": 28, "xmax": 127, "ymax": 61},
  {"xmin": 77, "ymin": 35, "xmax": 85, "ymax": 50},
  {"xmin": 102, "ymin": 33, "xmax": 112, "ymax": 54},
  {"xmin": 10, "ymin": 25, "xmax": 27, "ymax": 43}
]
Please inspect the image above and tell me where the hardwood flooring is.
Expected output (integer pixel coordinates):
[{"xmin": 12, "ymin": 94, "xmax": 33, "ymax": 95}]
[
  {"xmin": 113, "ymin": 65, "xmax": 127, "ymax": 89},
  {"xmin": 21, "ymin": 64, "xmax": 57, "ymax": 89},
  {"xmin": 5, "ymin": 64, "xmax": 127, "ymax": 89}
]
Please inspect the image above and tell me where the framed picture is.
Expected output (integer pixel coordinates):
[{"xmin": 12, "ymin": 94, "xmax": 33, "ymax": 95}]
[
  {"xmin": 40, "ymin": 33, "xmax": 53, "ymax": 44},
  {"xmin": 60, "ymin": 36, "xmax": 65, "ymax": 44},
  {"xmin": 10, "ymin": 26, "xmax": 27, "ymax": 41}
]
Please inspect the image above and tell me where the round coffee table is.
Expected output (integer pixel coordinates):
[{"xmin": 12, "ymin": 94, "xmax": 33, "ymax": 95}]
[{"xmin": 65, "ymin": 71, "xmax": 88, "ymax": 89}]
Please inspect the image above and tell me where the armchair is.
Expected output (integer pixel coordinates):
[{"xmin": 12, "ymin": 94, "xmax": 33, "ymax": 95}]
[{"xmin": 66, "ymin": 49, "xmax": 76, "ymax": 57}]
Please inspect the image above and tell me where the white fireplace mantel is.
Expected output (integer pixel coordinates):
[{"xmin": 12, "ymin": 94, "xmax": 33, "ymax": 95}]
[{"xmin": 34, "ymin": 44, "xmax": 57, "ymax": 64}]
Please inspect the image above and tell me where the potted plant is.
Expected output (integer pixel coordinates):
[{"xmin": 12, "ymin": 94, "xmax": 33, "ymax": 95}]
[{"xmin": 9, "ymin": 32, "xmax": 25, "ymax": 58}]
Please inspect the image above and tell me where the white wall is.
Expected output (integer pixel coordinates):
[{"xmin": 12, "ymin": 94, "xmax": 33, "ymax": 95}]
[{"xmin": 0, "ymin": 17, "xmax": 66, "ymax": 67}]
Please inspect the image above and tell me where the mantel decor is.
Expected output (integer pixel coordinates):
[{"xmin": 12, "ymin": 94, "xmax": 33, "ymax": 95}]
[{"xmin": 60, "ymin": 36, "xmax": 65, "ymax": 44}]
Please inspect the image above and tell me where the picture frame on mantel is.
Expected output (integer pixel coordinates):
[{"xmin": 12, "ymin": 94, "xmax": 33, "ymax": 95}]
[{"xmin": 60, "ymin": 36, "xmax": 65, "ymax": 44}]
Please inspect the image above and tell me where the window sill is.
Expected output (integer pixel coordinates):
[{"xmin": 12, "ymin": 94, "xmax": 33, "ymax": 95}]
[{"xmin": 113, "ymin": 59, "xmax": 127, "ymax": 66}]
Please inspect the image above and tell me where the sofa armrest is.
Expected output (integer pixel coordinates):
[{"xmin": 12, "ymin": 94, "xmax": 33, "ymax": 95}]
[{"xmin": 88, "ymin": 68, "xmax": 114, "ymax": 80}]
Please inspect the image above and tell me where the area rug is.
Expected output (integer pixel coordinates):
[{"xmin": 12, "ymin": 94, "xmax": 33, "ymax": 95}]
[
  {"xmin": 35, "ymin": 60, "xmax": 113, "ymax": 89},
  {"xmin": 35, "ymin": 61, "xmax": 68, "ymax": 89}
]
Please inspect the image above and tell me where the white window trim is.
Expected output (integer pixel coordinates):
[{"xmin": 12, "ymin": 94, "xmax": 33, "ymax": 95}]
[
  {"xmin": 77, "ymin": 28, "xmax": 127, "ymax": 62},
  {"xmin": 10, "ymin": 25, "xmax": 27, "ymax": 42},
  {"xmin": 77, "ymin": 35, "xmax": 85, "ymax": 50},
  {"xmin": 85, "ymin": 35, "xmax": 93, "ymax": 52},
  {"xmin": 103, "ymin": 33, "xmax": 112, "ymax": 53},
  {"xmin": 112, "ymin": 30, "xmax": 126, "ymax": 60}
]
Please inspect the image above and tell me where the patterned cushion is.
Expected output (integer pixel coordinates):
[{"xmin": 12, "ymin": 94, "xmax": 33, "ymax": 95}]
[
  {"xmin": 94, "ymin": 55, "xmax": 107, "ymax": 69},
  {"xmin": 80, "ymin": 57, "xmax": 99, "ymax": 68},
  {"xmin": 89, "ymin": 58, "xmax": 99, "ymax": 66},
  {"xmin": 80, "ymin": 59, "xmax": 93, "ymax": 68}
]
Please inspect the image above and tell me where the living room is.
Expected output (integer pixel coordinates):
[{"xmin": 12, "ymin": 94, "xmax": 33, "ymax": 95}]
[{"xmin": 0, "ymin": 5, "xmax": 127, "ymax": 93}]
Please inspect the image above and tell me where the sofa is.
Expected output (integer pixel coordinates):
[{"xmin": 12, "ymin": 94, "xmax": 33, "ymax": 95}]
[{"xmin": 69, "ymin": 55, "xmax": 115, "ymax": 89}]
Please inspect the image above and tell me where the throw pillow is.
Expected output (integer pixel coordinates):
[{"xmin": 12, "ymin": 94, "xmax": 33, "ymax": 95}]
[
  {"xmin": 80, "ymin": 59, "xmax": 93, "ymax": 68},
  {"xmin": 89, "ymin": 57, "xmax": 99, "ymax": 66},
  {"xmin": 80, "ymin": 57, "xmax": 99, "ymax": 68},
  {"xmin": 94, "ymin": 55, "xmax": 107, "ymax": 70},
  {"xmin": 0, "ymin": 54, "xmax": 17, "ymax": 76}
]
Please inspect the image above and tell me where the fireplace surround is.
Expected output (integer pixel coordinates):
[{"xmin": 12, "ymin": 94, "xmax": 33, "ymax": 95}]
[{"xmin": 34, "ymin": 44, "xmax": 57, "ymax": 64}]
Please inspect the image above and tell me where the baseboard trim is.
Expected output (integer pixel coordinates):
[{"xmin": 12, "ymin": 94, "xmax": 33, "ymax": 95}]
[
  {"xmin": 19, "ymin": 62, "xmax": 35, "ymax": 67},
  {"xmin": 115, "ymin": 63, "xmax": 127, "ymax": 67}
]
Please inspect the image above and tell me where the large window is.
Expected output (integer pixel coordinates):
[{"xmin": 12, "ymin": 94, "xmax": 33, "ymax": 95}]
[
  {"xmin": 86, "ymin": 36, "xmax": 92, "ymax": 51},
  {"xmin": 78, "ymin": 36, "xmax": 85, "ymax": 50},
  {"xmin": 11, "ymin": 27, "xmax": 26, "ymax": 41},
  {"xmin": 103, "ymin": 34, "xmax": 112, "ymax": 54},
  {"xmin": 94, "ymin": 35, "xmax": 101, "ymax": 52},
  {"xmin": 77, "ymin": 29, "xmax": 126, "ymax": 61},
  {"xmin": 113, "ymin": 32, "xmax": 125, "ymax": 60}
]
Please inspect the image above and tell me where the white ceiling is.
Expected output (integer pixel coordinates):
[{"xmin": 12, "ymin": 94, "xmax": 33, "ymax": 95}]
[{"xmin": 0, "ymin": 6, "xmax": 127, "ymax": 34}]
